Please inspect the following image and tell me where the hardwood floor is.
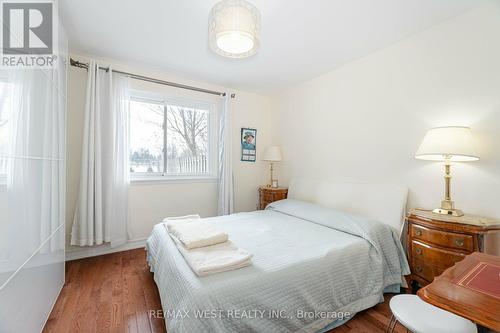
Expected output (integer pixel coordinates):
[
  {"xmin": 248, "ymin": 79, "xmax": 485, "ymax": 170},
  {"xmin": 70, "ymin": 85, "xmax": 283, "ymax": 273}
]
[{"xmin": 43, "ymin": 249, "xmax": 407, "ymax": 333}]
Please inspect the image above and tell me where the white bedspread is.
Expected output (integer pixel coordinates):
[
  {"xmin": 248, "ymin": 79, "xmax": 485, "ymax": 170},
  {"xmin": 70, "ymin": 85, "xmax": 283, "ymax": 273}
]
[{"xmin": 146, "ymin": 199, "xmax": 409, "ymax": 333}]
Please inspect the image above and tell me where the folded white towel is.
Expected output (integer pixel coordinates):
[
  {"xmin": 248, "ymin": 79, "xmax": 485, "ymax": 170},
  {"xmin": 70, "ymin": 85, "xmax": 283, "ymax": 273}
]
[
  {"xmin": 165, "ymin": 219, "xmax": 228, "ymax": 250},
  {"xmin": 162, "ymin": 214, "xmax": 201, "ymax": 232},
  {"xmin": 162, "ymin": 214, "xmax": 201, "ymax": 222},
  {"xmin": 169, "ymin": 234, "xmax": 253, "ymax": 276}
]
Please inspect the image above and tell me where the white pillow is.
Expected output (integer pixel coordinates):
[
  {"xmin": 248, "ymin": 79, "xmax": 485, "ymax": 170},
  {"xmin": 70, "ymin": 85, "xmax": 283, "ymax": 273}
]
[{"xmin": 288, "ymin": 178, "xmax": 408, "ymax": 235}]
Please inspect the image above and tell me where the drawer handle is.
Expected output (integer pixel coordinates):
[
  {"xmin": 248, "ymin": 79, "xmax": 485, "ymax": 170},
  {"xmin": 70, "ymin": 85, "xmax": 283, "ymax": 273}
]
[
  {"xmin": 455, "ymin": 238, "xmax": 464, "ymax": 247},
  {"xmin": 415, "ymin": 229, "xmax": 422, "ymax": 236},
  {"xmin": 416, "ymin": 248, "xmax": 422, "ymax": 255},
  {"xmin": 416, "ymin": 266, "xmax": 423, "ymax": 273}
]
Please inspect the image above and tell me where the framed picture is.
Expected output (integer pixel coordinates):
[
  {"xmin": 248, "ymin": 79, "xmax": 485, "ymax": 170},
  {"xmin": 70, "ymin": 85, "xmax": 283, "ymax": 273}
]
[{"xmin": 241, "ymin": 128, "xmax": 257, "ymax": 162}]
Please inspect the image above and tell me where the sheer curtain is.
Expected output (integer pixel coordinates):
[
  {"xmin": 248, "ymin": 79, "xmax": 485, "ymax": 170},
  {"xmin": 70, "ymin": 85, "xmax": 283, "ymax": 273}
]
[
  {"xmin": 71, "ymin": 60, "xmax": 130, "ymax": 247},
  {"xmin": 110, "ymin": 72, "xmax": 130, "ymax": 246},
  {"xmin": 217, "ymin": 95, "xmax": 234, "ymax": 215}
]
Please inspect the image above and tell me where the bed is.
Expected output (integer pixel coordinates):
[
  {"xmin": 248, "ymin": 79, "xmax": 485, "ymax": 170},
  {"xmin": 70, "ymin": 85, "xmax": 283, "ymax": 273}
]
[{"xmin": 146, "ymin": 179, "xmax": 410, "ymax": 333}]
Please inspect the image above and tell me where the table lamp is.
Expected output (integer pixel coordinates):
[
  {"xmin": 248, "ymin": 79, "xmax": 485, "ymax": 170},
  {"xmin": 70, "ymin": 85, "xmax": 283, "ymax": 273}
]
[
  {"xmin": 262, "ymin": 146, "xmax": 282, "ymax": 187},
  {"xmin": 415, "ymin": 126, "xmax": 479, "ymax": 217}
]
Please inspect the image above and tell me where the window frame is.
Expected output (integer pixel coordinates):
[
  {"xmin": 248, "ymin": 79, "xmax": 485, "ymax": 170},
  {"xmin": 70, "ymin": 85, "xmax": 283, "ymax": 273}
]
[{"xmin": 129, "ymin": 90, "xmax": 218, "ymax": 183}]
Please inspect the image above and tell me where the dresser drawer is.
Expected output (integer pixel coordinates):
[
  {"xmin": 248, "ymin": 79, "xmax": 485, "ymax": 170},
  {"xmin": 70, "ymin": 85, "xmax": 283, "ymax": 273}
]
[
  {"xmin": 410, "ymin": 223, "xmax": 474, "ymax": 252},
  {"xmin": 411, "ymin": 258, "xmax": 447, "ymax": 282},
  {"xmin": 261, "ymin": 193, "xmax": 274, "ymax": 201},
  {"xmin": 259, "ymin": 187, "xmax": 288, "ymax": 210},
  {"xmin": 273, "ymin": 194, "xmax": 286, "ymax": 202},
  {"xmin": 411, "ymin": 240, "xmax": 466, "ymax": 268},
  {"xmin": 260, "ymin": 192, "xmax": 287, "ymax": 202}
]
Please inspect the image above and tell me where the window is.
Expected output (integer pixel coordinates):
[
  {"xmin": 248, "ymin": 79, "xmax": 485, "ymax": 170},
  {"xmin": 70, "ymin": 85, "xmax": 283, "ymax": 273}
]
[{"xmin": 129, "ymin": 95, "xmax": 216, "ymax": 181}]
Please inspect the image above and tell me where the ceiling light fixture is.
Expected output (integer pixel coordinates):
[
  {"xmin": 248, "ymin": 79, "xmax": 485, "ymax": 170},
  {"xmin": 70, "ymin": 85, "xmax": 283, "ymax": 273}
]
[{"xmin": 209, "ymin": 0, "xmax": 261, "ymax": 58}]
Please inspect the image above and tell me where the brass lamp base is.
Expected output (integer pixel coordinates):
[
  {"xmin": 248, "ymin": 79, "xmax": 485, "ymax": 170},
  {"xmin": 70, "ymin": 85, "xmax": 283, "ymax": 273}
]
[
  {"xmin": 433, "ymin": 208, "xmax": 464, "ymax": 217},
  {"xmin": 433, "ymin": 162, "xmax": 464, "ymax": 217},
  {"xmin": 433, "ymin": 199, "xmax": 463, "ymax": 216}
]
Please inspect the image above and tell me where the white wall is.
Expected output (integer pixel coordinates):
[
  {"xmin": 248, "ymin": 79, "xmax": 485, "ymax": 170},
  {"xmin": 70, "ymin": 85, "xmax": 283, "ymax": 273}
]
[
  {"xmin": 66, "ymin": 54, "xmax": 271, "ymax": 252},
  {"xmin": 271, "ymin": 4, "xmax": 500, "ymax": 218}
]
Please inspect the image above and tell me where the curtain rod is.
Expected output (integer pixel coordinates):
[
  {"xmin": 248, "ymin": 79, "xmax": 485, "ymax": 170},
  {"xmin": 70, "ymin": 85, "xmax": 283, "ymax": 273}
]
[{"xmin": 69, "ymin": 58, "xmax": 227, "ymax": 97}]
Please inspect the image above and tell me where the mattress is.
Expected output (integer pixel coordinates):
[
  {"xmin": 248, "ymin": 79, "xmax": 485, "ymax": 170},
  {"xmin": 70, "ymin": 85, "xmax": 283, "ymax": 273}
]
[{"xmin": 146, "ymin": 199, "xmax": 409, "ymax": 333}]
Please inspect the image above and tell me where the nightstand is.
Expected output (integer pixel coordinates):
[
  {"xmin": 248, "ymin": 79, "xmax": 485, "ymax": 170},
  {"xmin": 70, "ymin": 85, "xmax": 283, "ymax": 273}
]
[
  {"xmin": 258, "ymin": 186, "xmax": 288, "ymax": 210},
  {"xmin": 405, "ymin": 209, "xmax": 500, "ymax": 293}
]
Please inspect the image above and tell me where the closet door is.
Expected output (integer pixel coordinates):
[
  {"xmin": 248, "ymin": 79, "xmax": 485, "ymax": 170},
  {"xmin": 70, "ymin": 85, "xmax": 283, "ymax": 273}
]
[{"xmin": 0, "ymin": 17, "xmax": 67, "ymax": 333}]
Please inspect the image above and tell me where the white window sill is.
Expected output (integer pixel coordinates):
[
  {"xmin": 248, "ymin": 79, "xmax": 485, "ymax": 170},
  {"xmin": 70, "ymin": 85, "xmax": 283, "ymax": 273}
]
[{"xmin": 130, "ymin": 175, "xmax": 218, "ymax": 185}]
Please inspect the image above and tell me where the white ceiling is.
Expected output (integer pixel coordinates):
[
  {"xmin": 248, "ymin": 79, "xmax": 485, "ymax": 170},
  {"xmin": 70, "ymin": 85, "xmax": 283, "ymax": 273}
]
[{"xmin": 61, "ymin": 0, "xmax": 485, "ymax": 95}]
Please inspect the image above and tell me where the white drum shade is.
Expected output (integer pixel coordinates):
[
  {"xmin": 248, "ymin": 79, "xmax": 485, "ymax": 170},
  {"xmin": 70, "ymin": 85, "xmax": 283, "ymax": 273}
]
[
  {"xmin": 415, "ymin": 126, "xmax": 479, "ymax": 162},
  {"xmin": 209, "ymin": 0, "xmax": 261, "ymax": 58},
  {"xmin": 262, "ymin": 146, "xmax": 282, "ymax": 162}
]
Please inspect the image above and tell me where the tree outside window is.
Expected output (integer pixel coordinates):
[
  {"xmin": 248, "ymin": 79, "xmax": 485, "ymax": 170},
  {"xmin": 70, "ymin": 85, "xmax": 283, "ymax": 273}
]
[{"xmin": 129, "ymin": 98, "xmax": 211, "ymax": 177}]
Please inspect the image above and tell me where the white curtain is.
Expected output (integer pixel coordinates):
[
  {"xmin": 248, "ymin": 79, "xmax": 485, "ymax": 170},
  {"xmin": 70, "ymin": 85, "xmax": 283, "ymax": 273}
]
[
  {"xmin": 217, "ymin": 95, "xmax": 234, "ymax": 215},
  {"xmin": 110, "ymin": 71, "xmax": 130, "ymax": 246},
  {"xmin": 71, "ymin": 60, "xmax": 130, "ymax": 247}
]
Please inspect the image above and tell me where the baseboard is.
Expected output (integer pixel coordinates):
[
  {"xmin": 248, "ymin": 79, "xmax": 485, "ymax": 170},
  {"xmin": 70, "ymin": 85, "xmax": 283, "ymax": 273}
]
[{"xmin": 65, "ymin": 238, "xmax": 148, "ymax": 261}]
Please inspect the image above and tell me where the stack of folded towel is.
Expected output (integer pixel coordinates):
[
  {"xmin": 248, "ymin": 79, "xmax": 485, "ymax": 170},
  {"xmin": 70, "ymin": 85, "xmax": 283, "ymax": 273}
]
[{"xmin": 163, "ymin": 215, "xmax": 253, "ymax": 276}]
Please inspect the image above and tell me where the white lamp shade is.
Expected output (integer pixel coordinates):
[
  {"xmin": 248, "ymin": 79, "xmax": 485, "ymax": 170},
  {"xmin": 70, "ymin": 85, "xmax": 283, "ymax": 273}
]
[
  {"xmin": 262, "ymin": 146, "xmax": 282, "ymax": 162},
  {"xmin": 415, "ymin": 126, "xmax": 479, "ymax": 162},
  {"xmin": 209, "ymin": 0, "xmax": 261, "ymax": 58}
]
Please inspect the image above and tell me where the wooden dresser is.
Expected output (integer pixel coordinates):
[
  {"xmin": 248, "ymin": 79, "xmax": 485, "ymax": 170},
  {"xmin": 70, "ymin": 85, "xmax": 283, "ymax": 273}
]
[
  {"xmin": 258, "ymin": 186, "xmax": 288, "ymax": 210},
  {"xmin": 406, "ymin": 209, "xmax": 500, "ymax": 293}
]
